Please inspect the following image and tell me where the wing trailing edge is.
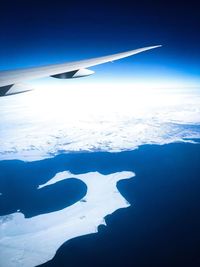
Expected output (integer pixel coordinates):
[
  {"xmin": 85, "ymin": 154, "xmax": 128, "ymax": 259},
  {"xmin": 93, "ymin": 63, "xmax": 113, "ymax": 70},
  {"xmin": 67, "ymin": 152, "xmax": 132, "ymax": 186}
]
[{"xmin": 0, "ymin": 83, "xmax": 33, "ymax": 97}]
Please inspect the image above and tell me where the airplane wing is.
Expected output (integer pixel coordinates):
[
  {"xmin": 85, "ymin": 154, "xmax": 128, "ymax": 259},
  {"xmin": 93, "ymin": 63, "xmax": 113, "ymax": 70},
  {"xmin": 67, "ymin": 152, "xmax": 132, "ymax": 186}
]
[{"xmin": 0, "ymin": 45, "xmax": 161, "ymax": 96}]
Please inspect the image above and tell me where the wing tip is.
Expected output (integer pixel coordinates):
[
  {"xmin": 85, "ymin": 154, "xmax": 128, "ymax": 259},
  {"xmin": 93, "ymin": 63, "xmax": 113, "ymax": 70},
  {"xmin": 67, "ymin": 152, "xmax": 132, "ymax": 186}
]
[
  {"xmin": 147, "ymin": 44, "xmax": 162, "ymax": 49},
  {"xmin": 138, "ymin": 44, "xmax": 162, "ymax": 53}
]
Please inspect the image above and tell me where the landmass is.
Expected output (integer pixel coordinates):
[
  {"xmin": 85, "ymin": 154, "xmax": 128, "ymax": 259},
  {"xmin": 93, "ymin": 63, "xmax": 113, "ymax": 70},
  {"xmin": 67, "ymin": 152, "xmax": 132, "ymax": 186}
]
[{"xmin": 0, "ymin": 171, "xmax": 134, "ymax": 267}]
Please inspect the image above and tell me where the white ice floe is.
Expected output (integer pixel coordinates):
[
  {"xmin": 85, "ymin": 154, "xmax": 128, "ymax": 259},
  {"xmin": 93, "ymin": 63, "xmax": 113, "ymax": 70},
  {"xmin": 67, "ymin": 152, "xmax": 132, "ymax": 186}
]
[
  {"xmin": 0, "ymin": 170, "xmax": 135, "ymax": 267},
  {"xmin": 0, "ymin": 84, "xmax": 200, "ymax": 161}
]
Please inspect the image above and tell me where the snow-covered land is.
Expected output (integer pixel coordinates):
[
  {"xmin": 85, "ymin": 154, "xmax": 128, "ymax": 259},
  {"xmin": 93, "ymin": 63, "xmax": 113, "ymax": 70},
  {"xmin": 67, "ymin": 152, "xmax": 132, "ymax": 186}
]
[
  {"xmin": 0, "ymin": 171, "xmax": 135, "ymax": 267},
  {"xmin": 0, "ymin": 84, "xmax": 200, "ymax": 161}
]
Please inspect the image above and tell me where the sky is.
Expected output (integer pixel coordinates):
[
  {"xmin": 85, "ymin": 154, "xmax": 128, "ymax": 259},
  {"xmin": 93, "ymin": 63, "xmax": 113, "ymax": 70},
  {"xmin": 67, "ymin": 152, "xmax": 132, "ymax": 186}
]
[{"xmin": 0, "ymin": 0, "xmax": 200, "ymax": 86}]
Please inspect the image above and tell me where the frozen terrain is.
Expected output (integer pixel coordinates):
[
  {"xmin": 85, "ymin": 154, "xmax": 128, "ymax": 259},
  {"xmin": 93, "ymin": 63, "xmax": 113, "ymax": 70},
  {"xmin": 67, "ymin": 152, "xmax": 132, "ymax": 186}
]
[
  {"xmin": 0, "ymin": 83, "xmax": 200, "ymax": 161},
  {"xmin": 0, "ymin": 171, "xmax": 134, "ymax": 267}
]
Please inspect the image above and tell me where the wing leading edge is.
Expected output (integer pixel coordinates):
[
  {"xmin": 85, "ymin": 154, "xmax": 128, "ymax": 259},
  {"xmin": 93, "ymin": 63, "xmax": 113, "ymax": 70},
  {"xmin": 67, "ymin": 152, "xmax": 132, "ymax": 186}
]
[{"xmin": 0, "ymin": 45, "xmax": 161, "ymax": 96}]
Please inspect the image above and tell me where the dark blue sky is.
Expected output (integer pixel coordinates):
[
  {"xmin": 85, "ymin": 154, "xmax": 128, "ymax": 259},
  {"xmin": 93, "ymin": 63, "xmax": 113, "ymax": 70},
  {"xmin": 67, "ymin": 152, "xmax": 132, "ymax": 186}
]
[{"xmin": 0, "ymin": 0, "xmax": 200, "ymax": 84}]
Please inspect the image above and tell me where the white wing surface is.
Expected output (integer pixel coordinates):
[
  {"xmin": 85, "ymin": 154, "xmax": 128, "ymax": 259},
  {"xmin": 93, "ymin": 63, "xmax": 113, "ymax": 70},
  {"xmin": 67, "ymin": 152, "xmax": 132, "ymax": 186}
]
[{"xmin": 0, "ymin": 45, "xmax": 161, "ymax": 96}]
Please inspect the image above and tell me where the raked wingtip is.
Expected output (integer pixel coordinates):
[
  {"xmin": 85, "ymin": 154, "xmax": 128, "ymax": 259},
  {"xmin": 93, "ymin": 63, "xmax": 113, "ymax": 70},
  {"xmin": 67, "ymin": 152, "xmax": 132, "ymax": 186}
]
[
  {"xmin": 142, "ymin": 45, "xmax": 162, "ymax": 51},
  {"xmin": 155, "ymin": 44, "xmax": 162, "ymax": 48}
]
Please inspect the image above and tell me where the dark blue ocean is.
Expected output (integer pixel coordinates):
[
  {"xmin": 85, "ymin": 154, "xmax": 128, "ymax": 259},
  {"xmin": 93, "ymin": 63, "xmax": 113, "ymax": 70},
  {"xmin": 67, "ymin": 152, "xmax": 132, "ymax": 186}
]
[{"xmin": 0, "ymin": 142, "xmax": 200, "ymax": 267}]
